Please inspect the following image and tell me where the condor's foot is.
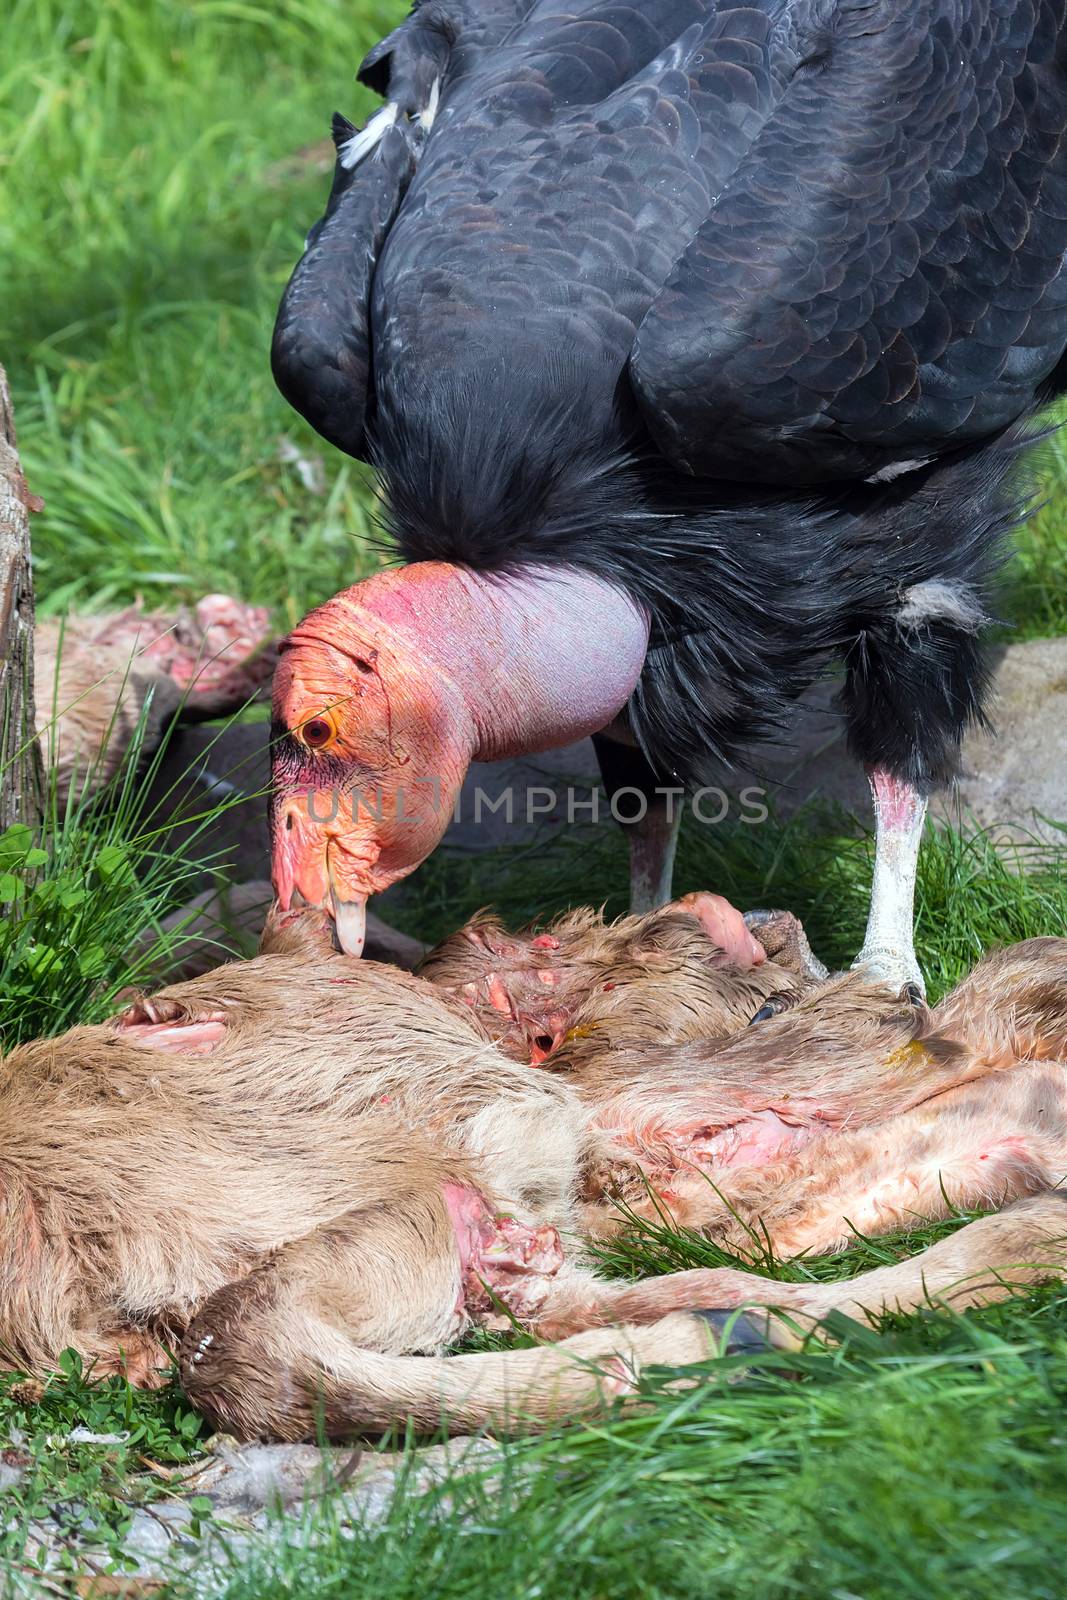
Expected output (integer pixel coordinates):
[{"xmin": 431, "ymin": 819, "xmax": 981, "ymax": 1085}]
[
  {"xmin": 743, "ymin": 909, "xmax": 828, "ymax": 980},
  {"xmin": 850, "ymin": 943, "xmax": 926, "ymax": 1005}
]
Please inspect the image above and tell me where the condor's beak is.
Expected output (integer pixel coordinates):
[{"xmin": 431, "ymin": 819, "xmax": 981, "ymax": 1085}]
[
  {"xmin": 329, "ymin": 882, "xmax": 367, "ymax": 957},
  {"xmin": 271, "ymin": 789, "xmax": 377, "ymax": 956}
]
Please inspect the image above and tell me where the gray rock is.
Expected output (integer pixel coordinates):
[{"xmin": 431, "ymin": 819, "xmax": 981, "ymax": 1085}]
[
  {"xmin": 742, "ymin": 636, "xmax": 1067, "ymax": 846},
  {"xmin": 148, "ymin": 719, "xmax": 272, "ymax": 886},
  {"xmin": 0, "ymin": 1457, "xmax": 27, "ymax": 1492},
  {"xmin": 16, "ymin": 1437, "xmax": 503, "ymax": 1582},
  {"xmin": 942, "ymin": 637, "xmax": 1067, "ymax": 848}
]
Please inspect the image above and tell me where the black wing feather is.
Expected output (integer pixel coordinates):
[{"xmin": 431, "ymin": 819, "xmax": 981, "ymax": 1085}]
[
  {"xmin": 358, "ymin": 1, "xmax": 533, "ymax": 103},
  {"xmin": 270, "ymin": 127, "xmax": 413, "ymax": 460},
  {"xmin": 631, "ymin": 0, "xmax": 1067, "ymax": 483},
  {"xmin": 273, "ymin": 1, "xmax": 538, "ymax": 457}
]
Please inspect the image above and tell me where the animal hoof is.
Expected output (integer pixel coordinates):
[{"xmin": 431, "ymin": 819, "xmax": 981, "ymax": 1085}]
[
  {"xmin": 694, "ymin": 1309, "xmax": 772, "ymax": 1355},
  {"xmin": 190, "ymin": 1333, "xmax": 215, "ymax": 1365},
  {"xmin": 899, "ymin": 982, "xmax": 925, "ymax": 1007},
  {"xmin": 748, "ymin": 993, "xmax": 794, "ymax": 1025}
]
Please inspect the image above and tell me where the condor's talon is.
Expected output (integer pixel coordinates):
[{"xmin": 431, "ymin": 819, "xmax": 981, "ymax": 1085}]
[
  {"xmin": 748, "ymin": 994, "xmax": 794, "ymax": 1026},
  {"xmin": 744, "ymin": 910, "xmax": 829, "ymax": 980}
]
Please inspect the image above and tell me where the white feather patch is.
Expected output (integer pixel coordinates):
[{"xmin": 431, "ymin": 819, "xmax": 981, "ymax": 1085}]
[
  {"xmin": 865, "ymin": 457, "xmax": 932, "ymax": 484},
  {"xmin": 419, "ymin": 76, "xmax": 441, "ymax": 132},
  {"xmin": 897, "ymin": 579, "xmax": 987, "ymax": 633},
  {"xmin": 339, "ymin": 101, "xmax": 400, "ymax": 169}
]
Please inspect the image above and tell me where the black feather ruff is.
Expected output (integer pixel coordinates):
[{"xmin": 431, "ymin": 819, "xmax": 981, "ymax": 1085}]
[{"xmin": 369, "ymin": 364, "xmax": 1039, "ymax": 788}]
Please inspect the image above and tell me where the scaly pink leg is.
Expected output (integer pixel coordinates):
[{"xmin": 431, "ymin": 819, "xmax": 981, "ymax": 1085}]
[
  {"xmin": 628, "ymin": 798, "xmax": 682, "ymax": 913},
  {"xmin": 852, "ymin": 767, "xmax": 927, "ymax": 1000}
]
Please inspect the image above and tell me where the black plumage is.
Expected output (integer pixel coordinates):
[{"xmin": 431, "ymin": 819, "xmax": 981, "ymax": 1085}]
[{"xmin": 272, "ymin": 0, "xmax": 1067, "ymax": 791}]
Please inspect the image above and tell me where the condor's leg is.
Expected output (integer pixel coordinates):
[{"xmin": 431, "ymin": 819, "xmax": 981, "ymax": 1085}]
[
  {"xmin": 851, "ymin": 768, "xmax": 928, "ymax": 1003},
  {"xmin": 592, "ymin": 734, "xmax": 681, "ymax": 913},
  {"xmin": 840, "ymin": 581, "xmax": 996, "ymax": 1002}
]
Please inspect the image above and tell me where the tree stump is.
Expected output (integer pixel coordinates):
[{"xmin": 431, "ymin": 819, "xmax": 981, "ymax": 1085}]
[{"xmin": 0, "ymin": 364, "xmax": 44, "ymax": 835}]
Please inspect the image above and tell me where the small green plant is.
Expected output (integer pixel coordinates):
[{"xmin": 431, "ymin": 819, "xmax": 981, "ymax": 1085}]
[
  {"xmin": 1, "ymin": 1354, "xmax": 203, "ymax": 1578},
  {"xmin": 2, "ymin": 0, "xmax": 394, "ymax": 621},
  {"xmin": 1003, "ymin": 425, "xmax": 1067, "ymax": 639},
  {"xmin": 0, "ymin": 698, "xmax": 252, "ymax": 1047},
  {"xmin": 0, "ymin": 819, "xmax": 127, "ymax": 1012}
]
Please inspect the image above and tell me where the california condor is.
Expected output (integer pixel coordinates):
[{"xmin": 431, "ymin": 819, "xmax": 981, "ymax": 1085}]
[{"xmin": 269, "ymin": 0, "xmax": 1067, "ymax": 995}]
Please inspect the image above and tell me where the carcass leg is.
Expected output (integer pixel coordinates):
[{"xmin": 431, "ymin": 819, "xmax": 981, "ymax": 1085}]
[
  {"xmin": 179, "ymin": 1192, "xmax": 722, "ymax": 1438},
  {"xmin": 786, "ymin": 1189, "xmax": 1067, "ymax": 1327},
  {"xmin": 616, "ymin": 1070, "xmax": 1066, "ymax": 1259},
  {"xmin": 534, "ymin": 1189, "xmax": 1067, "ymax": 1347}
]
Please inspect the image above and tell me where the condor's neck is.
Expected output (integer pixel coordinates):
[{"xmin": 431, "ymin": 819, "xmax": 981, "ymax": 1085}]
[{"xmin": 353, "ymin": 562, "xmax": 650, "ymax": 761}]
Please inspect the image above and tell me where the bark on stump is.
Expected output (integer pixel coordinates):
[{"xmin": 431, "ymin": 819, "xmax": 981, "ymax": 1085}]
[{"xmin": 0, "ymin": 364, "xmax": 44, "ymax": 835}]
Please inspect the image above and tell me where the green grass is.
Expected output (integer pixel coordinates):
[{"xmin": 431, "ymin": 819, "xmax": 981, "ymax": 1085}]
[
  {"xmin": 176, "ymin": 1283, "xmax": 1067, "ymax": 1600},
  {"xmin": 0, "ymin": 700, "xmax": 255, "ymax": 1046},
  {"xmin": 1007, "ymin": 431, "xmax": 1067, "ymax": 639},
  {"xmin": 1, "ymin": 0, "xmax": 396, "ymax": 622},
  {"xmin": 3, "ymin": 0, "xmax": 1067, "ymax": 1593},
  {"xmin": 9, "ymin": 1255, "xmax": 1043, "ymax": 1599}
]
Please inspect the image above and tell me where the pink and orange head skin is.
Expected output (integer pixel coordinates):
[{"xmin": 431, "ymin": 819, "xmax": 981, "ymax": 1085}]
[{"xmin": 270, "ymin": 562, "xmax": 650, "ymax": 953}]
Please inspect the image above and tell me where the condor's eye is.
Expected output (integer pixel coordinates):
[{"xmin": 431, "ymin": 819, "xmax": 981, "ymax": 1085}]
[{"xmin": 298, "ymin": 714, "xmax": 337, "ymax": 751}]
